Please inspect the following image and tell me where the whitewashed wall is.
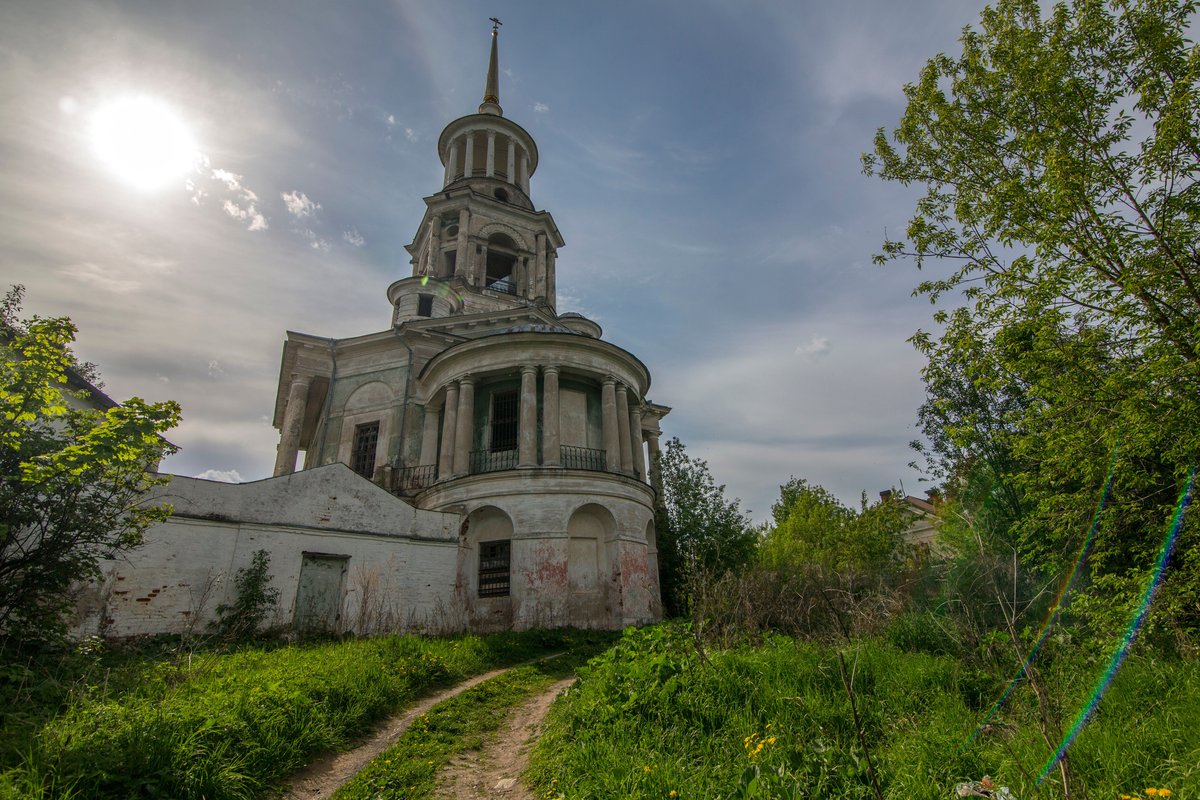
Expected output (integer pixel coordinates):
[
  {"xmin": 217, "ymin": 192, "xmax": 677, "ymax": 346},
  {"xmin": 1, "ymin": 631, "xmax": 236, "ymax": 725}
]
[{"xmin": 71, "ymin": 464, "xmax": 463, "ymax": 639}]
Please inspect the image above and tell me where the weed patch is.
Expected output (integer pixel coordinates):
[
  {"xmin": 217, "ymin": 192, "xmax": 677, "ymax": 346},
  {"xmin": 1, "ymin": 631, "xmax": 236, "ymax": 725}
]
[{"xmin": 528, "ymin": 625, "xmax": 1200, "ymax": 799}]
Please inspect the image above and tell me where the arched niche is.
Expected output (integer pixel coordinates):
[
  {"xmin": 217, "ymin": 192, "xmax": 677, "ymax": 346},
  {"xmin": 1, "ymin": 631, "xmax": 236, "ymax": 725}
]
[
  {"xmin": 566, "ymin": 503, "xmax": 617, "ymax": 627},
  {"xmin": 343, "ymin": 381, "xmax": 392, "ymax": 414},
  {"xmin": 466, "ymin": 505, "xmax": 513, "ymax": 600}
]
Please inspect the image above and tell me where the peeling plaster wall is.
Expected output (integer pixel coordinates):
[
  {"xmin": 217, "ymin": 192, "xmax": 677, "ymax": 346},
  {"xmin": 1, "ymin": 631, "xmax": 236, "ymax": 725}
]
[{"xmin": 73, "ymin": 464, "xmax": 462, "ymax": 639}]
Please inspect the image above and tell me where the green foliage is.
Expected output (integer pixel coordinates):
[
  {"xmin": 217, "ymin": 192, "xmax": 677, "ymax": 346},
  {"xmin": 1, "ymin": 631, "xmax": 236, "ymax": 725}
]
[
  {"xmin": 760, "ymin": 478, "xmax": 912, "ymax": 577},
  {"xmin": 865, "ymin": 0, "xmax": 1200, "ymax": 644},
  {"xmin": 655, "ymin": 437, "xmax": 757, "ymax": 616},
  {"xmin": 211, "ymin": 550, "xmax": 281, "ymax": 641},
  {"xmin": 0, "ymin": 287, "xmax": 181, "ymax": 643},
  {"xmin": 529, "ymin": 625, "xmax": 1200, "ymax": 799},
  {"xmin": 0, "ymin": 629, "xmax": 580, "ymax": 800}
]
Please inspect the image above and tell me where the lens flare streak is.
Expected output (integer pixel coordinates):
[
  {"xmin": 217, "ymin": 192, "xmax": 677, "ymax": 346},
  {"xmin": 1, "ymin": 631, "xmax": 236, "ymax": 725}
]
[
  {"xmin": 961, "ymin": 438, "xmax": 1121, "ymax": 750},
  {"xmin": 1037, "ymin": 466, "xmax": 1196, "ymax": 784}
]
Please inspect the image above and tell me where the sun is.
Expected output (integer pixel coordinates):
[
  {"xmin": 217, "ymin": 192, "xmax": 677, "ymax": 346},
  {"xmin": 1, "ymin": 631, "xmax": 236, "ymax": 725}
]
[{"xmin": 90, "ymin": 96, "xmax": 198, "ymax": 191}]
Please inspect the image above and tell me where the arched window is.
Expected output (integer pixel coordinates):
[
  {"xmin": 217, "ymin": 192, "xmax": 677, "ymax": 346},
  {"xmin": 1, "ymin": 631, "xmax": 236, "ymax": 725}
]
[{"xmin": 485, "ymin": 233, "xmax": 518, "ymax": 294}]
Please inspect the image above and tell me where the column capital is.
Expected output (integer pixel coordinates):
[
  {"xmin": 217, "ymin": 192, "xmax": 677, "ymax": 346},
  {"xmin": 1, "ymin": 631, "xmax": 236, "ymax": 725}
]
[
  {"xmin": 542, "ymin": 364, "xmax": 560, "ymax": 376},
  {"xmin": 456, "ymin": 373, "xmax": 475, "ymax": 387},
  {"xmin": 520, "ymin": 364, "xmax": 539, "ymax": 376},
  {"xmin": 289, "ymin": 372, "xmax": 313, "ymax": 387},
  {"xmin": 602, "ymin": 375, "xmax": 616, "ymax": 387}
]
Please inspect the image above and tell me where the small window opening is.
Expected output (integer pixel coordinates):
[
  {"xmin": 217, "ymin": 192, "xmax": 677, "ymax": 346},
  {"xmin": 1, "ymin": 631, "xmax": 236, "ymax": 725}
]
[
  {"xmin": 350, "ymin": 422, "xmax": 380, "ymax": 478},
  {"xmin": 493, "ymin": 187, "xmax": 509, "ymax": 203},
  {"xmin": 443, "ymin": 250, "xmax": 457, "ymax": 277},
  {"xmin": 417, "ymin": 294, "xmax": 434, "ymax": 317},
  {"xmin": 485, "ymin": 233, "xmax": 518, "ymax": 294},
  {"xmin": 478, "ymin": 540, "xmax": 511, "ymax": 597},
  {"xmin": 490, "ymin": 389, "xmax": 518, "ymax": 452}
]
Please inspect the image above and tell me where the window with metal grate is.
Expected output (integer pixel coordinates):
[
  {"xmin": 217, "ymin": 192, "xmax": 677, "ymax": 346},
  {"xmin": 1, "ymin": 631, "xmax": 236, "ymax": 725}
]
[
  {"xmin": 490, "ymin": 389, "xmax": 518, "ymax": 452},
  {"xmin": 478, "ymin": 540, "xmax": 511, "ymax": 597},
  {"xmin": 351, "ymin": 421, "xmax": 379, "ymax": 477}
]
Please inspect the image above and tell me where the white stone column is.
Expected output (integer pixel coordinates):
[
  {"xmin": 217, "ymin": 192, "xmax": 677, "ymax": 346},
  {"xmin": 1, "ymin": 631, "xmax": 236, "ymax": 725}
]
[
  {"xmin": 535, "ymin": 234, "xmax": 547, "ymax": 297},
  {"xmin": 424, "ymin": 219, "xmax": 439, "ymax": 275},
  {"xmin": 455, "ymin": 208, "xmax": 470, "ymax": 279},
  {"xmin": 520, "ymin": 152, "xmax": 530, "ymax": 193},
  {"xmin": 518, "ymin": 365, "xmax": 538, "ymax": 467},
  {"xmin": 464, "ymin": 131, "xmax": 475, "ymax": 177},
  {"xmin": 453, "ymin": 376, "xmax": 474, "ymax": 477},
  {"xmin": 616, "ymin": 384, "xmax": 633, "ymax": 474},
  {"xmin": 546, "ymin": 249, "xmax": 557, "ymax": 307},
  {"xmin": 542, "ymin": 365, "xmax": 560, "ymax": 467},
  {"xmin": 420, "ymin": 405, "xmax": 440, "ymax": 467},
  {"xmin": 629, "ymin": 404, "xmax": 646, "ymax": 482},
  {"xmin": 273, "ymin": 373, "xmax": 312, "ymax": 476},
  {"xmin": 486, "ymin": 131, "xmax": 496, "ymax": 177},
  {"xmin": 477, "ymin": 243, "xmax": 488, "ymax": 288},
  {"xmin": 646, "ymin": 431, "xmax": 663, "ymax": 495},
  {"xmin": 446, "ymin": 141, "xmax": 459, "ymax": 186},
  {"xmin": 438, "ymin": 383, "xmax": 459, "ymax": 481},
  {"xmin": 601, "ymin": 377, "xmax": 620, "ymax": 472},
  {"xmin": 506, "ymin": 139, "xmax": 515, "ymax": 183}
]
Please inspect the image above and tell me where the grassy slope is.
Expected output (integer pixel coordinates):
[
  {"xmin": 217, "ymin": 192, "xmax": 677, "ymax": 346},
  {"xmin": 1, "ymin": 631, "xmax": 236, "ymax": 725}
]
[
  {"xmin": 0, "ymin": 630, "xmax": 574, "ymax": 800},
  {"xmin": 528, "ymin": 626, "xmax": 1200, "ymax": 799}
]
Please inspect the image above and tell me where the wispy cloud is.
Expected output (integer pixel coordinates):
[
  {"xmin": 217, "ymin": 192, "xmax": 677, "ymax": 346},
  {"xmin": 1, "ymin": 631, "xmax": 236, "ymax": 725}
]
[
  {"xmin": 281, "ymin": 190, "xmax": 320, "ymax": 218},
  {"xmin": 222, "ymin": 199, "xmax": 268, "ymax": 231},
  {"xmin": 795, "ymin": 336, "xmax": 831, "ymax": 359},
  {"xmin": 343, "ymin": 228, "xmax": 365, "ymax": 247},
  {"xmin": 533, "ymin": 102, "xmax": 549, "ymax": 113},
  {"xmin": 59, "ymin": 255, "xmax": 176, "ymax": 294}
]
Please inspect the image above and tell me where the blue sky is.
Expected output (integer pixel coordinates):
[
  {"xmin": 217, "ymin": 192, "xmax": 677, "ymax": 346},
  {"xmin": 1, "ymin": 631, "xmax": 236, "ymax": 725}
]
[{"xmin": 1, "ymin": 0, "xmax": 990, "ymax": 521}]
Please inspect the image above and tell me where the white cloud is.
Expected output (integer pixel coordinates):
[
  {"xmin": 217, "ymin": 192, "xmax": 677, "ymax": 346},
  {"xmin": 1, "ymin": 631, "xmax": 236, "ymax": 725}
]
[
  {"xmin": 281, "ymin": 190, "xmax": 320, "ymax": 218},
  {"xmin": 207, "ymin": 359, "xmax": 225, "ymax": 378},
  {"xmin": 404, "ymin": 127, "xmax": 417, "ymax": 142},
  {"xmin": 343, "ymin": 228, "xmax": 365, "ymax": 247},
  {"xmin": 194, "ymin": 468, "xmax": 244, "ymax": 483},
  {"xmin": 386, "ymin": 113, "xmax": 396, "ymax": 126},
  {"xmin": 795, "ymin": 336, "xmax": 831, "ymax": 359},
  {"xmin": 222, "ymin": 199, "xmax": 269, "ymax": 231},
  {"xmin": 211, "ymin": 168, "xmax": 243, "ymax": 191},
  {"xmin": 533, "ymin": 102, "xmax": 549, "ymax": 113}
]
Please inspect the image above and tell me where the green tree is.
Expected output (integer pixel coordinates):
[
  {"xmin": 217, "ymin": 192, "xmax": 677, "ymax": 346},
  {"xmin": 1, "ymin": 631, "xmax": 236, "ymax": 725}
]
[
  {"xmin": 0, "ymin": 287, "xmax": 181, "ymax": 643},
  {"xmin": 864, "ymin": 0, "xmax": 1200, "ymax": 641},
  {"xmin": 760, "ymin": 478, "xmax": 912, "ymax": 578},
  {"xmin": 655, "ymin": 437, "xmax": 756, "ymax": 615}
]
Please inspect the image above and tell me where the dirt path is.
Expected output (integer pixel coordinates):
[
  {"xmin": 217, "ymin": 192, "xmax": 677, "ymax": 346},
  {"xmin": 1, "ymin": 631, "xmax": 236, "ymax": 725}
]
[
  {"xmin": 434, "ymin": 676, "xmax": 576, "ymax": 799},
  {"xmin": 281, "ymin": 666, "xmax": 517, "ymax": 800}
]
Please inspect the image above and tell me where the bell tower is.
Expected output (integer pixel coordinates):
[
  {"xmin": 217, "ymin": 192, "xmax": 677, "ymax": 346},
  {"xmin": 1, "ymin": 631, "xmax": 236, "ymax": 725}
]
[{"xmin": 396, "ymin": 21, "xmax": 564, "ymax": 322}]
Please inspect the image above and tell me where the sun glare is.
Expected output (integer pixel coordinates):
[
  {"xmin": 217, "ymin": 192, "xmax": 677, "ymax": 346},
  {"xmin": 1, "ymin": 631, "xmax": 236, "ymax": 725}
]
[{"xmin": 90, "ymin": 96, "xmax": 198, "ymax": 191}]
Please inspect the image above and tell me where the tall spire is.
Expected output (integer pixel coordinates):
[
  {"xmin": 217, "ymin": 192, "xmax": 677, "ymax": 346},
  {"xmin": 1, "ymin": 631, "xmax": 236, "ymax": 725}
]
[{"xmin": 479, "ymin": 18, "xmax": 503, "ymax": 116}]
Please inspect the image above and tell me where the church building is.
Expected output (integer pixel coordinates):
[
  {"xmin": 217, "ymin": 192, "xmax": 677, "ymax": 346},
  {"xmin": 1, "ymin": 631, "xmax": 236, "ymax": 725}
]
[{"xmin": 77, "ymin": 26, "xmax": 669, "ymax": 637}]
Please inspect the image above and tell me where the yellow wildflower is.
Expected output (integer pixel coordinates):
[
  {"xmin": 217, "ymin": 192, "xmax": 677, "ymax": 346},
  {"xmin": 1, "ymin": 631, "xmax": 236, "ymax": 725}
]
[
  {"xmin": 670, "ymin": 792, "xmax": 678, "ymax": 798},
  {"xmin": 644, "ymin": 765, "xmax": 653, "ymax": 774}
]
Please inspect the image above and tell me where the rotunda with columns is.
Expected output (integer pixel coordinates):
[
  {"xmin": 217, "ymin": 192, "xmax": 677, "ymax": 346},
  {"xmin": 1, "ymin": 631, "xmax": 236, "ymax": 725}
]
[{"xmin": 269, "ymin": 25, "xmax": 669, "ymax": 631}]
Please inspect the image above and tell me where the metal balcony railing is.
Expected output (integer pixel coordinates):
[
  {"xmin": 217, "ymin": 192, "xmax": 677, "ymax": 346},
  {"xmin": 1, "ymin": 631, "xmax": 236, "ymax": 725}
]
[
  {"xmin": 470, "ymin": 448, "xmax": 519, "ymax": 474},
  {"xmin": 392, "ymin": 464, "xmax": 436, "ymax": 494},
  {"xmin": 560, "ymin": 445, "xmax": 607, "ymax": 472}
]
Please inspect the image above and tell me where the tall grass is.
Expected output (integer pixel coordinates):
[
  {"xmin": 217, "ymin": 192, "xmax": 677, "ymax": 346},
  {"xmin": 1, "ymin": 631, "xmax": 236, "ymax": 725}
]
[
  {"xmin": 528, "ymin": 625, "xmax": 1200, "ymax": 798},
  {"xmin": 0, "ymin": 630, "xmax": 572, "ymax": 800}
]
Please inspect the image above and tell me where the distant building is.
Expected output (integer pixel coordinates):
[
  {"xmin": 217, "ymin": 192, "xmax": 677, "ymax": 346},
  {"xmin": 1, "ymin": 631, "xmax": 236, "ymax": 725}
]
[
  {"xmin": 84, "ymin": 26, "xmax": 668, "ymax": 638},
  {"xmin": 881, "ymin": 490, "xmax": 939, "ymax": 553}
]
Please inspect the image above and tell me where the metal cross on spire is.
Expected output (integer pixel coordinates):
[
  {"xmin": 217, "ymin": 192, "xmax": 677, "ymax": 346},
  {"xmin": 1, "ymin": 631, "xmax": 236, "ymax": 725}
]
[{"xmin": 489, "ymin": 17, "xmax": 502, "ymax": 33}]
